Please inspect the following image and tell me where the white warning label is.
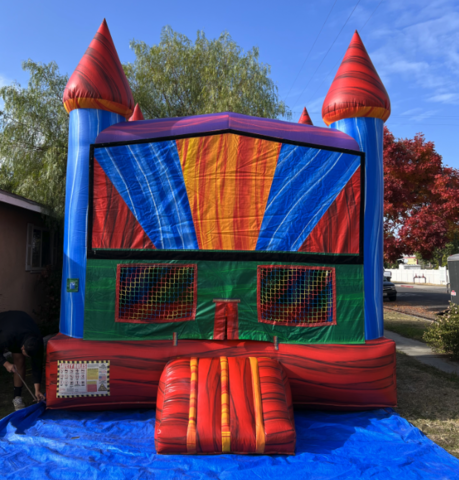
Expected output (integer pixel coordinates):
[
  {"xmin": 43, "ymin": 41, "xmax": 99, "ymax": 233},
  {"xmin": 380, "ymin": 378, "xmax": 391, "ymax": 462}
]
[{"xmin": 57, "ymin": 360, "xmax": 110, "ymax": 398}]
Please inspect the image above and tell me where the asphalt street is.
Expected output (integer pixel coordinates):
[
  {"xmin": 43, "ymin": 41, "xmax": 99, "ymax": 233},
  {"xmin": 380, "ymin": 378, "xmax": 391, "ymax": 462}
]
[{"xmin": 391, "ymin": 284, "xmax": 451, "ymax": 311}]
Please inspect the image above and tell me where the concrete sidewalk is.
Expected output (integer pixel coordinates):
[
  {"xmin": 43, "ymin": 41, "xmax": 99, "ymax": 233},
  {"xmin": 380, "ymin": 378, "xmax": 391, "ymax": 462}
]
[{"xmin": 385, "ymin": 330, "xmax": 459, "ymax": 375}]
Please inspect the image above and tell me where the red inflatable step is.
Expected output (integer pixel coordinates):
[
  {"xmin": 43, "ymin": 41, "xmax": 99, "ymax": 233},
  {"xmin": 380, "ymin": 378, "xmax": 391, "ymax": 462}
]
[{"xmin": 155, "ymin": 356, "xmax": 296, "ymax": 455}]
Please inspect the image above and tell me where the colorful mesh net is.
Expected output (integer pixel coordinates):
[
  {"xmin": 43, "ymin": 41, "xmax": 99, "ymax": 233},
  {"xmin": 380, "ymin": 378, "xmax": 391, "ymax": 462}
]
[
  {"xmin": 258, "ymin": 266, "xmax": 336, "ymax": 326},
  {"xmin": 116, "ymin": 264, "xmax": 197, "ymax": 323}
]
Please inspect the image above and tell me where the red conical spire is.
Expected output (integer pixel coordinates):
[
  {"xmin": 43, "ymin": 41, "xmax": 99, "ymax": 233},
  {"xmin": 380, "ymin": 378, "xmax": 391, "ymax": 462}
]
[
  {"xmin": 298, "ymin": 107, "xmax": 313, "ymax": 125},
  {"xmin": 63, "ymin": 19, "xmax": 134, "ymax": 118},
  {"xmin": 128, "ymin": 104, "xmax": 145, "ymax": 122},
  {"xmin": 322, "ymin": 31, "xmax": 390, "ymax": 126}
]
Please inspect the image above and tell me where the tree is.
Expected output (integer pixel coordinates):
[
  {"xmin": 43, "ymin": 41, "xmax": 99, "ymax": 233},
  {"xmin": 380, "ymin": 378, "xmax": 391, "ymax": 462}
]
[
  {"xmin": 123, "ymin": 27, "xmax": 290, "ymax": 120},
  {"xmin": 0, "ymin": 29, "xmax": 290, "ymax": 220},
  {"xmin": 0, "ymin": 60, "xmax": 69, "ymax": 221},
  {"xmin": 384, "ymin": 126, "xmax": 459, "ymax": 263}
]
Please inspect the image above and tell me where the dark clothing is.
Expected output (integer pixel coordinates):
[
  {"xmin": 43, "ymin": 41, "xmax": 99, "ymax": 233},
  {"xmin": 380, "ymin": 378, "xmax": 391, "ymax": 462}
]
[{"xmin": 0, "ymin": 311, "xmax": 44, "ymax": 384}]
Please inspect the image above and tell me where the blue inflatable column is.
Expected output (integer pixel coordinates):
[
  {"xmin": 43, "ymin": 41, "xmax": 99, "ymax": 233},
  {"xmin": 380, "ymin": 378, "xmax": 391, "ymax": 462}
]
[
  {"xmin": 60, "ymin": 109, "xmax": 125, "ymax": 338},
  {"xmin": 322, "ymin": 31, "xmax": 390, "ymax": 339},
  {"xmin": 332, "ymin": 117, "xmax": 384, "ymax": 339}
]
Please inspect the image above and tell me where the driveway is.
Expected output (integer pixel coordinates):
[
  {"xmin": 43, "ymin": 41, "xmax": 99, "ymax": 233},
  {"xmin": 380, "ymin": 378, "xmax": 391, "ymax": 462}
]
[{"xmin": 385, "ymin": 284, "xmax": 451, "ymax": 319}]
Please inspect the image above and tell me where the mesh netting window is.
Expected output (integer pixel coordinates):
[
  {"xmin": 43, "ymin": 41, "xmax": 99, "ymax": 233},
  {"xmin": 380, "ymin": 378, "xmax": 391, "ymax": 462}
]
[
  {"xmin": 257, "ymin": 265, "xmax": 336, "ymax": 327},
  {"xmin": 116, "ymin": 264, "xmax": 197, "ymax": 323}
]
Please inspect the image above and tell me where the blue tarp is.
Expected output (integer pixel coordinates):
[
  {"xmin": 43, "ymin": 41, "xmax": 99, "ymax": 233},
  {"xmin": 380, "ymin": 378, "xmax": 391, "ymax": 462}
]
[{"xmin": 1, "ymin": 404, "xmax": 458, "ymax": 479}]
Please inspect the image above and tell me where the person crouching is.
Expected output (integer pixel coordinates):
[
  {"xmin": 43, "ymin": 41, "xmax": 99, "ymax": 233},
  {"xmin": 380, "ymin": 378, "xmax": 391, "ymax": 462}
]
[{"xmin": 1, "ymin": 311, "xmax": 45, "ymax": 410}]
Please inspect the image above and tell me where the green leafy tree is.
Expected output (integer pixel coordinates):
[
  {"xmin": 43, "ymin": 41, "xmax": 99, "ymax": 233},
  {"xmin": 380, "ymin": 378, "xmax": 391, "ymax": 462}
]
[
  {"xmin": 423, "ymin": 238, "xmax": 459, "ymax": 269},
  {"xmin": 0, "ymin": 60, "xmax": 69, "ymax": 221},
  {"xmin": 124, "ymin": 27, "xmax": 290, "ymax": 120},
  {"xmin": 0, "ymin": 30, "xmax": 290, "ymax": 221}
]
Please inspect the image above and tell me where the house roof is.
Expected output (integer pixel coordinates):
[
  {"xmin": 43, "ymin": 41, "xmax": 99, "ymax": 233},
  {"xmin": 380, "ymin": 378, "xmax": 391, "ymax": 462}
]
[{"xmin": 0, "ymin": 188, "xmax": 49, "ymax": 214}]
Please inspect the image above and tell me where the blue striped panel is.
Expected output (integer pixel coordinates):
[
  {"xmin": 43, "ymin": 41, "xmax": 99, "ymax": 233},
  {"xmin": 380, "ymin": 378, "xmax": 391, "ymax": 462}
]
[
  {"xmin": 256, "ymin": 144, "xmax": 360, "ymax": 251},
  {"xmin": 332, "ymin": 117, "xmax": 384, "ymax": 340},
  {"xmin": 60, "ymin": 109, "xmax": 125, "ymax": 338},
  {"xmin": 95, "ymin": 141, "xmax": 198, "ymax": 250}
]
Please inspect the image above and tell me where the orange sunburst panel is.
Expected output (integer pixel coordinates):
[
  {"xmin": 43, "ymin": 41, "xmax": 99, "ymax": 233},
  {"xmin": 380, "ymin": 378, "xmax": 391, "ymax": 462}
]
[{"xmin": 176, "ymin": 134, "xmax": 281, "ymax": 250}]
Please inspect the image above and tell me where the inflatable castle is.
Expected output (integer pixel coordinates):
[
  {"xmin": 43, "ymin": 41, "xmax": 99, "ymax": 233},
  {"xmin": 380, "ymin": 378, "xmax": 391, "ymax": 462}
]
[{"xmin": 46, "ymin": 20, "xmax": 395, "ymax": 455}]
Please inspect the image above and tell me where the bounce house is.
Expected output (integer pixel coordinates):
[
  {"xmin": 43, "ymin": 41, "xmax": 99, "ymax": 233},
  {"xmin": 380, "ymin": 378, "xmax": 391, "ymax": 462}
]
[{"xmin": 46, "ymin": 20, "xmax": 396, "ymax": 455}]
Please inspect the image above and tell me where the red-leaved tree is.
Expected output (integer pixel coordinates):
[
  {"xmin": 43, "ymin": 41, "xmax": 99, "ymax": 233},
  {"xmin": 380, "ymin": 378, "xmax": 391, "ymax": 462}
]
[{"xmin": 384, "ymin": 126, "xmax": 459, "ymax": 263}]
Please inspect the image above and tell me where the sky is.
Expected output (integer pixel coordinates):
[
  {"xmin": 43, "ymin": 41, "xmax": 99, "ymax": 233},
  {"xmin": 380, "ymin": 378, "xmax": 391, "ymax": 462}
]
[{"xmin": 1, "ymin": 0, "xmax": 458, "ymax": 168}]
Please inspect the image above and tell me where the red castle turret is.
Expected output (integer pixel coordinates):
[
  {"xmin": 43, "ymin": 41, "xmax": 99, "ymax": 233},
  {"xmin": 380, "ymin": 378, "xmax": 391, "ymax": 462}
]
[
  {"xmin": 128, "ymin": 104, "xmax": 145, "ymax": 121},
  {"xmin": 322, "ymin": 31, "xmax": 391, "ymax": 341},
  {"xmin": 63, "ymin": 19, "xmax": 134, "ymax": 118},
  {"xmin": 298, "ymin": 107, "xmax": 313, "ymax": 125},
  {"xmin": 322, "ymin": 31, "xmax": 390, "ymax": 126},
  {"xmin": 60, "ymin": 19, "xmax": 135, "ymax": 338}
]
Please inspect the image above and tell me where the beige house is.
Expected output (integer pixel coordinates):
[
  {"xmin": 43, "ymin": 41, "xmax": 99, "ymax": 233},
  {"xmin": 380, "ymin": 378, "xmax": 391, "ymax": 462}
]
[{"xmin": 0, "ymin": 188, "xmax": 56, "ymax": 319}]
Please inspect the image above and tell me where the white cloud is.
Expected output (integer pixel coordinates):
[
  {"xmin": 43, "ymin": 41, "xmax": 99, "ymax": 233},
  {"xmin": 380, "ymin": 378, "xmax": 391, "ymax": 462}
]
[
  {"xmin": 393, "ymin": 108, "xmax": 439, "ymax": 123},
  {"xmin": 364, "ymin": 1, "xmax": 459, "ymax": 109},
  {"xmin": 285, "ymin": 0, "xmax": 459, "ymax": 126},
  {"xmin": 0, "ymin": 74, "xmax": 11, "ymax": 88},
  {"xmin": 428, "ymin": 93, "xmax": 459, "ymax": 105},
  {"xmin": 401, "ymin": 108, "xmax": 423, "ymax": 117},
  {"xmin": 303, "ymin": 96, "xmax": 323, "ymax": 115},
  {"xmin": 414, "ymin": 110, "xmax": 440, "ymax": 121}
]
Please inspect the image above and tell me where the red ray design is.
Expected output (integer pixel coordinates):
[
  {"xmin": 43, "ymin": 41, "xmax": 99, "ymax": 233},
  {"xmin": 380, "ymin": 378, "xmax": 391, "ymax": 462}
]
[
  {"xmin": 322, "ymin": 31, "xmax": 390, "ymax": 126},
  {"xmin": 63, "ymin": 19, "xmax": 134, "ymax": 118},
  {"xmin": 298, "ymin": 107, "xmax": 313, "ymax": 125},
  {"xmin": 92, "ymin": 158, "xmax": 155, "ymax": 250},
  {"xmin": 299, "ymin": 168, "xmax": 360, "ymax": 254}
]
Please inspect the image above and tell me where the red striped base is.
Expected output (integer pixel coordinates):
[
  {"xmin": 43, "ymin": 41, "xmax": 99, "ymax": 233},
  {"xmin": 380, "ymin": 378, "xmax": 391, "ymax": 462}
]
[
  {"xmin": 155, "ymin": 357, "xmax": 296, "ymax": 455},
  {"xmin": 46, "ymin": 335, "xmax": 396, "ymax": 411}
]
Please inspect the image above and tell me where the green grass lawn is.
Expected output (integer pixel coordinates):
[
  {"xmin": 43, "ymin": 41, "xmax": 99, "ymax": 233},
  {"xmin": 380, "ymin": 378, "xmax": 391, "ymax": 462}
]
[
  {"xmin": 384, "ymin": 308, "xmax": 432, "ymax": 342},
  {"xmin": 384, "ymin": 309, "xmax": 459, "ymax": 458},
  {"xmin": 396, "ymin": 352, "xmax": 459, "ymax": 458}
]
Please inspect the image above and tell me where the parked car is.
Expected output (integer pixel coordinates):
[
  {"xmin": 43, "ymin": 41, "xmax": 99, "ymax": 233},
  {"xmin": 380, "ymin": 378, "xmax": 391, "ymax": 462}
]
[{"xmin": 383, "ymin": 278, "xmax": 397, "ymax": 302}]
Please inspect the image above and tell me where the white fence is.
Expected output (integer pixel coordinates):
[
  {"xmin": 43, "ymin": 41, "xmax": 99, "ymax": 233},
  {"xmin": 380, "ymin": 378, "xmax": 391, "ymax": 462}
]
[{"xmin": 386, "ymin": 266, "xmax": 449, "ymax": 285}]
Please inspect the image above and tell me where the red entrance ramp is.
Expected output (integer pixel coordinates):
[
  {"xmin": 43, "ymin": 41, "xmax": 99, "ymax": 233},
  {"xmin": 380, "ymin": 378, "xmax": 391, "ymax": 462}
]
[{"xmin": 155, "ymin": 357, "xmax": 296, "ymax": 455}]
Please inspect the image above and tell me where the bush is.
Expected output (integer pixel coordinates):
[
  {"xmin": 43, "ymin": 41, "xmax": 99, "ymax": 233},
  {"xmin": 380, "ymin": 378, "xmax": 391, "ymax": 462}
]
[{"xmin": 423, "ymin": 303, "xmax": 459, "ymax": 359}]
